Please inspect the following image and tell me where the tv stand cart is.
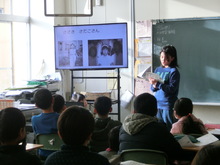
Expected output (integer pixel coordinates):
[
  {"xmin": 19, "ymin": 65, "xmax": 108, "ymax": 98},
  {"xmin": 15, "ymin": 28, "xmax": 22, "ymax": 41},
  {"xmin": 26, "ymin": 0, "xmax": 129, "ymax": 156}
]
[{"xmin": 70, "ymin": 68, "xmax": 121, "ymax": 121}]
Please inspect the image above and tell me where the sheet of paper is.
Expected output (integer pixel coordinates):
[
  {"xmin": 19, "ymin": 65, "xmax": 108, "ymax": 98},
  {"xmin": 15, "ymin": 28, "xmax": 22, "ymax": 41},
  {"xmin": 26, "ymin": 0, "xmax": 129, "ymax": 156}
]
[
  {"xmin": 178, "ymin": 135, "xmax": 195, "ymax": 147},
  {"xmin": 178, "ymin": 133, "xmax": 219, "ymax": 147},
  {"xmin": 195, "ymin": 133, "xmax": 219, "ymax": 146},
  {"xmin": 138, "ymin": 71, "xmax": 164, "ymax": 84},
  {"xmin": 138, "ymin": 38, "xmax": 152, "ymax": 57},
  {"xmin": 208, "ymin": 129, "xmax": 220, "ymax": 135},
  {"xmin": 121, "ymin": 90, "xmax": 134, "ymax": 108},
  {"xmin": 5, "ymin": 90, "xmax": 23, "ymax": 96},
  {"xmin": 136, "ymin": 20, "xmax": 152, "ymax": 38}
]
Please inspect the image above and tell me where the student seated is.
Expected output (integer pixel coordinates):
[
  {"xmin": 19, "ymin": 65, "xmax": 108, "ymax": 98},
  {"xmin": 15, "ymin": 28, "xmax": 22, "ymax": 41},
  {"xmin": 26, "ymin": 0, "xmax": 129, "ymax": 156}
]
[
  {"xmin": 53, "ymin": 94, "xmax": 67, "ymax": 113},
  {"xmin": 31, "ymin": 88, "xmax": 60, "ymax": 159},
  {"xmin": 170, "ymin": 97, "xmax": 208, "ymax": 135},
  {"xmin": 191, "ymin": 143, "xmax": 220, "ymax": 165},
  {"xmin": 99, "ymin": 125, "xmax": 121, "ymax": 159},
  {"xmin": 71, "ymin": 92, "xmax": 88, "ymax": 107},
  {"xmin": 119, "ymin": 93, "xmax": 186, "ymax": 164},
  {"xmin": 0, "ymin": 107, "xmax": 41, "ymax": 165},
  {"xmin": 90, "ymin": 96, "xmax": 122, "ymax": 152},
  {"xmin": 78, "ymin": 93, "xmax": 88, "ymax": 107},
  {"xmin": 45, "ymin": 106, "xmax": 110, "ymax": 165}
]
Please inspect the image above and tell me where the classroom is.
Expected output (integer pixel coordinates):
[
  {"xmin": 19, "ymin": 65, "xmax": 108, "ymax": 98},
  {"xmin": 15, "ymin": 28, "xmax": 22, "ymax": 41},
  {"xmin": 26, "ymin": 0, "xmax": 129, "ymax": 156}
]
[
  {"xmin": 1, "ymin": 0, "xmax": 220, "ymax": 127},
  {"xmin": 1, "ymin": 0, "xmax": 220, "ymax": 164},
  {"xmin": 1, "ymin": 0, "xmax": 220, "ymax": 131}
]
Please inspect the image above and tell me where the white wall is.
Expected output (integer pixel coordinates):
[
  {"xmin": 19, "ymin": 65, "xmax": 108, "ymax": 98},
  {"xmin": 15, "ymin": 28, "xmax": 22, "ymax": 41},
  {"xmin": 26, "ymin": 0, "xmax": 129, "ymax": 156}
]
[
  {"xmin": 30, "ymin": 0, "xmax": 55, "ymax": 79},
  {"xmin": 43, "ymin": 0, "xmax": 220, "ymax": 123},
  {"xmin": 54, "ymin": 0, "xmax": 134, "ymax": 121},
  {"xmin": 135, "ymin": 0, "xmax": 220, "ymax": 124}
]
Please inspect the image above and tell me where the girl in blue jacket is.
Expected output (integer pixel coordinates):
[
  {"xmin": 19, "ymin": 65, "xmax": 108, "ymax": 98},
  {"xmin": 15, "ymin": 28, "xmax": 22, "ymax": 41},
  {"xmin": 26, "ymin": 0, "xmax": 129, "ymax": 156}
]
[{"xmin": 149, "ymin": 45, "xmax": 180, "ymax": 131}]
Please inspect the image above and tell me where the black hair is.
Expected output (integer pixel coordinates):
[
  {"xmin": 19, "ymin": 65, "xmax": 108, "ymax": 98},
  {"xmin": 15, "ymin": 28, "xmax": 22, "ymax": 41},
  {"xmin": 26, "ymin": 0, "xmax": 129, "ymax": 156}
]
[
  {"xmin": 111, "ymin": 39, "xmax": 122, "ymax": 55},
  {"xmin": 89, "ymin": 46, "xmax": 97, "ymax": 57},
  {"xmin": 34, "ymin": 88, "xmax": 53, "ymax": 109},
  {"xmin": 101, "ymin": 45, "xmax": 111, "ymax": 55},
  {"xmin": 94, "ymin": 96, "xmax": 112, "ymax": 116},
  {"xmin": 78, "ymin": 94, "xmax": 86, "ymax": 103},
  {"xmin": 53, "ymin": 94, "xmax": 65, "ymax": 113},
  {"xmin": 58, "ymin": 106, "xmax": 94, "ymax": 146},
  {"xmin": 192, "ymin": 144, "xmax": 220, "ymax": 165},
  {"xmin": 160, "ymin": 45, "xmax": 179, "ymax": 68},
  {"xmin": 174, "ymin": 98, "xmax": 204, "ymax": 134},
  {"xmin": 0, "ymin": 107, "xmax": 26, "ymax": 143},
  {"xmin": 174, "ymin": 98, "xmax": 193, "ymax": 117},
  {"xmin": 133, "ymin": 93, "xmax": 157, "ymax": 116},
  {"xmin": 108, "ymin": 125, "xmax": 121, "ymax": 151}
]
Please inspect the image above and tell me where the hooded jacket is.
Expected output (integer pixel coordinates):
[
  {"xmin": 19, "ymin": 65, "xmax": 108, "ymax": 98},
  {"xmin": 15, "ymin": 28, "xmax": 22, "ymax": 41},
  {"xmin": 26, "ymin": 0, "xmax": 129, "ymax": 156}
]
[{"xmin": 119, "ymin": 113, "xmax": 184, "ymax": 161}]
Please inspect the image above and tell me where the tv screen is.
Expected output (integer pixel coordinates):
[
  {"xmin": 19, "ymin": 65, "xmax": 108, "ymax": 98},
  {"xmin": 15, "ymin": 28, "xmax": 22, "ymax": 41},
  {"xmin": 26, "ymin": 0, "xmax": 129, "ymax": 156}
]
[{"xmin": 54, "ymin": 23, "xmax": 128, "ymax": 70}]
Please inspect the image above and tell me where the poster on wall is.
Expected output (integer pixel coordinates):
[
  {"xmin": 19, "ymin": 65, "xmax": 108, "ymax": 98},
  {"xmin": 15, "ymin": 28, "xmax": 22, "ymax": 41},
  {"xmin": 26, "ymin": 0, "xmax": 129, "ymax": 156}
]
[
  {"xmin": 136, "ymin": 20, "xmax": 152, "ymax": 38},
  {"xmin": 135, "ymin": 38, "xmax": 152, "ymax": 57}
]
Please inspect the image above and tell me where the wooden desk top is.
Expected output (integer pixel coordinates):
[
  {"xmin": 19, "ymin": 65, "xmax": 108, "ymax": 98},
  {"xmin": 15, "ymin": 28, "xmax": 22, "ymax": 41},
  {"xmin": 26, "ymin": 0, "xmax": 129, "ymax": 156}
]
[
  {"xmin": 26, "ymin": 143, "xmax": 43, "ymax": 151},
  {"xmin": 182, "ymin": 140, "xmax": 220, "ymax": 152},
  {"xmin": 182, "ymin": 145, "xmax": 203, "ymax": 152}
]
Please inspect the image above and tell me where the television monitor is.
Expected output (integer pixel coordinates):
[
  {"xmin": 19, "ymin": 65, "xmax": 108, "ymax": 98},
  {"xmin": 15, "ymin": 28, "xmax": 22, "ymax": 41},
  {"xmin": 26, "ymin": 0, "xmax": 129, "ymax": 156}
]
[{"xmin": 54, "ymin": 23, "xmax": 128, "ymax": 70}]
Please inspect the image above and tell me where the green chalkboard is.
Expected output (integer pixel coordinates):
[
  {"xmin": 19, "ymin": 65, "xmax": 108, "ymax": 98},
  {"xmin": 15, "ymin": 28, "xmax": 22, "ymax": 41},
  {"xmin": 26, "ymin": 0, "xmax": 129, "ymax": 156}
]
[{"xmin": 153, "ymin": 18, "xmax": 220, "ymax": 104}]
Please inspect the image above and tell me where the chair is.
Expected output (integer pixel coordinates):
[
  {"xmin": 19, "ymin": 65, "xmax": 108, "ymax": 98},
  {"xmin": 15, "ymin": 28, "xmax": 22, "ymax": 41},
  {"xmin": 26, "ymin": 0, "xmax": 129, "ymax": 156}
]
[
  {"xmin": 35, "ymin": 133, "xmax": 64, "ymax": 151},
  {"xmin": 120, "ymin": 149, "xmax": 168, "ymax": 165}
]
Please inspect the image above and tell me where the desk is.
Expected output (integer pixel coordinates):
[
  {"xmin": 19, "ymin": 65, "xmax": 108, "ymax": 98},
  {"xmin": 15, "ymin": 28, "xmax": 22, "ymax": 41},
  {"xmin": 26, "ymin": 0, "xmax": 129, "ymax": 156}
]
[
  {"xmin": 182, "ymin": 140, "xmax": 220, "ymax": 152},
  {"xmin": 26, "ymin": 143, "xmax": 43, "ymax": 151},
  {"xmin": 208, "ymin": 129, "xmax": 220, "ymax": 139}
]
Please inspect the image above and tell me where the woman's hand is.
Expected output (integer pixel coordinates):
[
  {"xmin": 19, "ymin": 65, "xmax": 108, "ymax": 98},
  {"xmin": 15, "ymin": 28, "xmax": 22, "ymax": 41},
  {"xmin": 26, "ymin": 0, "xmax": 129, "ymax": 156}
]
[{"xmin": 148, "ymin": 77, "xmax": 158, "ymax": 88}]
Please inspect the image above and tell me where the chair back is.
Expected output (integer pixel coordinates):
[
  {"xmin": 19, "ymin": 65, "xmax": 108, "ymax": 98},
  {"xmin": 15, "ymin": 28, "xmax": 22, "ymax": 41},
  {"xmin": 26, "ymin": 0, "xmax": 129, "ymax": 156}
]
[
  {"xmin": 35, "ymin": 133, "xmax": 63, "ymax": 151},
  {"xmin": 120, "ymin": 149, "xmax": 168, "ymax": 165}
]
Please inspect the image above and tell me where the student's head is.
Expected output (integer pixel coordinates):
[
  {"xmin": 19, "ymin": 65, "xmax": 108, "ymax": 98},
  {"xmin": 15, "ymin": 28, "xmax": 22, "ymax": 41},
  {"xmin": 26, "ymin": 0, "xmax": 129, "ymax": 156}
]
[
  {"xmin": 0, "ymin": 107, "xmax": 26, "ymax": 145},
  {"xmin": 191, "ymin": 144, "xmax": 220, "ymax": 165},
  {"xmin": 101, "ymin": 45, "xmax": 110, "ymax": 56},
  {"xmin": 133, "ymin": 93, "xmax": 157, "ymax": 116},
  {"xmin": 174, "ymin": 97, "xmax": 193, "ymax": 118},
  {"xmin": 160, "ymin": 45, "xmax": 179, "ymax": 68},
  {"xmin": 174, "ymin": 97, "xmax": 204, "ymax": 134},
  {"xmin": 108, "ymin": 125, "xmax": 121, "ymax": 151},
  {"xmin": 58, "ymin": 106, "xmax": 95, "ymax": 146},
  {"xmin": 78, "ymin": 94, "xmax": 88, "ymax": 107},
  {"xmin": 34, "ymin": 88, "xmax": 53, "ymax": 109},
  {"xmin": 53, "ymin": 94, "xmax": 66, "ymax": 113},
  {"xmin": 94, "ymin": 96, "xmax": 112, "ymax": 117}
]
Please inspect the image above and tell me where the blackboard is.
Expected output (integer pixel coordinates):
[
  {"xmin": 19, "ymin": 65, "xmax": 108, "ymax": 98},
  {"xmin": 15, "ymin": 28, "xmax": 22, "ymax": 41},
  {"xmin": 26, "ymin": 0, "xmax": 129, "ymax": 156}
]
[{"xmin": 153, "ymin": 18, "xmax": 220, "ymax": 104}]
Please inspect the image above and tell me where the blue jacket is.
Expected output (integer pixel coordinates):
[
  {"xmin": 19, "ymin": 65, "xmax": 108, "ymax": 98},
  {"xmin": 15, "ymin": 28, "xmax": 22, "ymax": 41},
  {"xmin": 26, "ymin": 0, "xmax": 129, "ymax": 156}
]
[
  {"xmin": 151, "ymin": 66, "xmax": 180, "ymax": 109},
  {"xmin": 31, "ymin": 112, "xmax": 60, "ymax": 158}
]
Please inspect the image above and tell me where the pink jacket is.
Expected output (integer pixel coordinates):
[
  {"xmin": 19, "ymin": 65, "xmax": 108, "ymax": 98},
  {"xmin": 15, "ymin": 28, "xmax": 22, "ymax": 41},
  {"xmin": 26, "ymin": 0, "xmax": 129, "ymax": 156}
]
[{"xmin": 170, "ymin": 114, "xmax": 208, "ymax": 135}]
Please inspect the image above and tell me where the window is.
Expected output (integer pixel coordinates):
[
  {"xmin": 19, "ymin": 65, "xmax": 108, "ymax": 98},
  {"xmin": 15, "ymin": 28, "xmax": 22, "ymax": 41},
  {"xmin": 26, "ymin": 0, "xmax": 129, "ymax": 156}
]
[{"xmin": 0, "ymin": 0, "xmax": 30, "ymax": 92}]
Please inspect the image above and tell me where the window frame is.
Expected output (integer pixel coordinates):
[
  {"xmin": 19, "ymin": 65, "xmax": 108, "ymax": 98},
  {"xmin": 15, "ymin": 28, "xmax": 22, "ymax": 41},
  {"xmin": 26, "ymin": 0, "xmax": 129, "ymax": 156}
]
[{"xmin": 0, "ymin": 0, "xmax": 30, "ymax": 91}]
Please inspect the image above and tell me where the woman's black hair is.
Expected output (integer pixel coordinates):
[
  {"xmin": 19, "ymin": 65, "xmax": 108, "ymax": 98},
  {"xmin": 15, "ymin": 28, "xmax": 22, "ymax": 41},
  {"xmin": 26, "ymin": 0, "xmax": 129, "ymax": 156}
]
[
  {"xmin": 58, "ymin": 106, "xmax": 94, "ymax": 146},
  {"xmin": 34, "ymin": 88, "xmax": 53, "ymax": 109},
  {"xmin": 160, "ymin": 45, "xmax": 179, "ymax": 68},
  {"xmin": 108, "ymin": 125, "xmax": 121, "ymax": 151},
  {"xmin": 53, "ymin": 94, "xmax": 65, "ymax": 113},
  {"xmin": 174, "ymin": 98, "xmax": 193, "ymax": 117},
  {"xmin": 174, "ymin": 98, "xmax": 203, "ymax": 134},
  {"xmin": 134, "ymin": 93, "xmax": 157, "ymax": 116},
  {"xmin": 192, "ymin": 144, "xmax": 220, "ymax": 165},
  {"xmin": 78, "ymin": 94, "xmax": 86, "ymax": 102},
  {"xmin": 0, "ymin": 107, "xmax": 26, "ymax": 144},
  {"xmin": 182, "ymin": 116, "xmax": 204, "ymax": 134}
]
